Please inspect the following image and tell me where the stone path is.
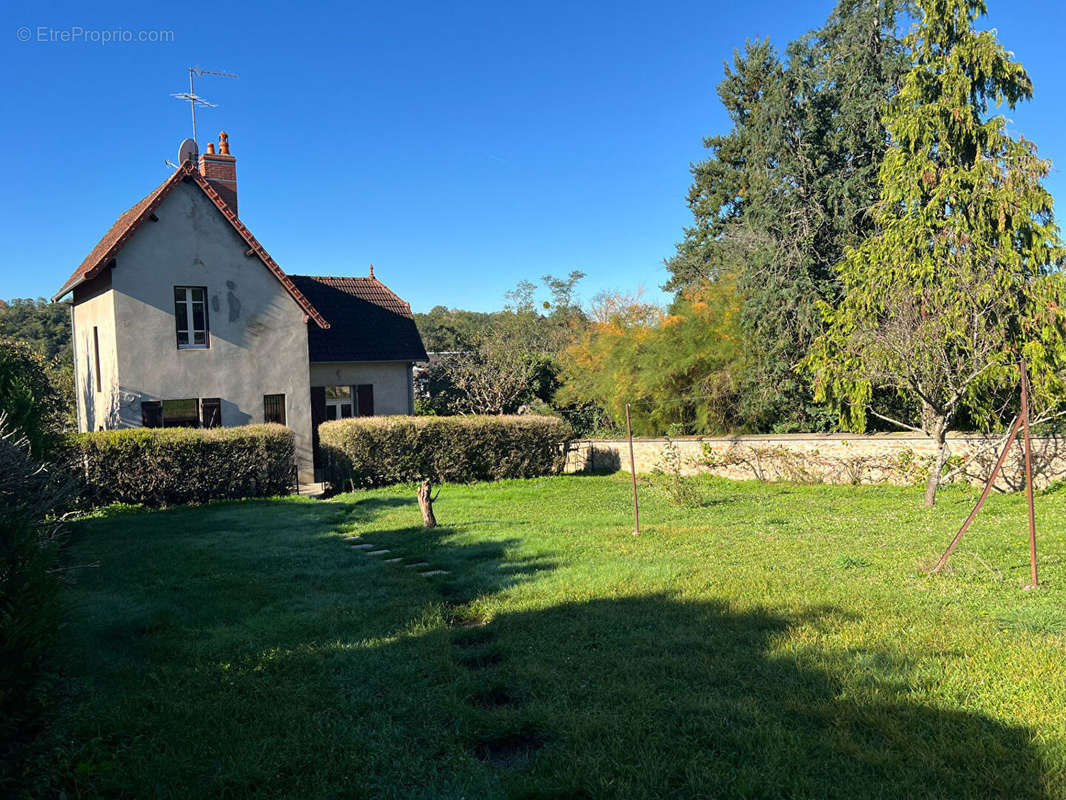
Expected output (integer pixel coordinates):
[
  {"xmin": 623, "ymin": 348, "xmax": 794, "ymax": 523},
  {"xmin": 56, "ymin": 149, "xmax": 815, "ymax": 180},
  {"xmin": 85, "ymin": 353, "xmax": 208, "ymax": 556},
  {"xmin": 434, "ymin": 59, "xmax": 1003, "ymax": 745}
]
[
  {"xmin": 343, "ymin": 538, "xmax": 448, "ymax": 578},
  {"xmin": 343, "ymin": 534, "xmax": 539, "ymax": 769}
]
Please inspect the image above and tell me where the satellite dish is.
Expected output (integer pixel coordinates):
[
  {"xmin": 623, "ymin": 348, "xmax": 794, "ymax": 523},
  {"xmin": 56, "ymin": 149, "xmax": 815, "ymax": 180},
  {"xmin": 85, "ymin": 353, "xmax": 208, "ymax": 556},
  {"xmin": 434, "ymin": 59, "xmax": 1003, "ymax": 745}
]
[{"xmin": 178, "ymin": 137, "xmax": 199, "ymax": 165}]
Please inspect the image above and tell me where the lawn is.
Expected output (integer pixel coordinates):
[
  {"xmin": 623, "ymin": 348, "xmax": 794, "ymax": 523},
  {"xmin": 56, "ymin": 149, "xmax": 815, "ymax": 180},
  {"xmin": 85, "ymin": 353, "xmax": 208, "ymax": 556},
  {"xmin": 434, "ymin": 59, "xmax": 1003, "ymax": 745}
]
[{"xmin": 29, "ymin": 474, "xmax": 1066, "ymax": 798}]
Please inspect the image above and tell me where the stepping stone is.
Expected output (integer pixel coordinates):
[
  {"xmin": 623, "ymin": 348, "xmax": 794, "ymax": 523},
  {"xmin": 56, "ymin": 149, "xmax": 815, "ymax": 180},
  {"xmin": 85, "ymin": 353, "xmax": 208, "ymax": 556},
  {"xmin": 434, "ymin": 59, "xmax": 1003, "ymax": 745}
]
[
  {"xmin": 342, "ymin": 536, "xmax": 361, "ymax": 542},
  {"xmin": 420, "ymin": 570, "xmax": 450, "ymax": 577},
  {"xmin": 351, "ymin": 543, "xmax": 376, "ymax": 550},
  {"xmin": 366, "ymin": 549, "xmax": 390, "ymax": 556},
  {"xmin": 405, "ymin": 562, "xmax": 430, "ymax": 569},
  {"xmin": 384, "ymin": 557, "xmax": 403, "ymax": 564}
]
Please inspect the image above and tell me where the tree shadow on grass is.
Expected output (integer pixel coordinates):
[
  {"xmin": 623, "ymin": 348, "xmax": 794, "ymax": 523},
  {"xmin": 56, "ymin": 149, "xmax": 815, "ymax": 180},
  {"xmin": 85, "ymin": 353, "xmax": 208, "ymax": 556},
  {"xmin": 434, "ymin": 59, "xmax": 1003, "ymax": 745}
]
[
  {"xmin": 44, "ymin": 497, "xmax": 1057, "ymax": 800},
  {"xmin": 444, "ymin": 596, "xmax": 1052, "ymax": 799},
  {"xmin": 329, "ymin": 495, "xmax": 1054, "ymax": 797}
]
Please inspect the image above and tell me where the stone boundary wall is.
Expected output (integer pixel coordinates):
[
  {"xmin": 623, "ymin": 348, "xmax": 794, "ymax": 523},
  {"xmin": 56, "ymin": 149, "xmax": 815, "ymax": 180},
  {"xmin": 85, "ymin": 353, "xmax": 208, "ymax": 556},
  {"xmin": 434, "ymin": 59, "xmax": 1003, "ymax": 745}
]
[{"xmin": 564, "ymin": 432, "xmax": 1066, "ymax": 490}]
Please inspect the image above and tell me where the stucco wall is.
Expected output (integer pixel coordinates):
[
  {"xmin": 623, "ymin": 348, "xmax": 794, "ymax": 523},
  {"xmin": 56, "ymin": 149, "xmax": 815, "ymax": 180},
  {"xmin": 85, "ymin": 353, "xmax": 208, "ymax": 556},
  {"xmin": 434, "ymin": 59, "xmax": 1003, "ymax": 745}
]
[
  {"xmin": 309, "ymin": 362, "xmax": 414, "ymax": 415},
  {"xmin": 566, "ymin": 432, "xmax": 1066, "ymax": 491},
  {"xmin": 72, "ymin": 272, "xmax": 119, "ymax": 432},
  {"xmin": 101, "ymin": 180, "xmax": 315, "ymax": 481}
]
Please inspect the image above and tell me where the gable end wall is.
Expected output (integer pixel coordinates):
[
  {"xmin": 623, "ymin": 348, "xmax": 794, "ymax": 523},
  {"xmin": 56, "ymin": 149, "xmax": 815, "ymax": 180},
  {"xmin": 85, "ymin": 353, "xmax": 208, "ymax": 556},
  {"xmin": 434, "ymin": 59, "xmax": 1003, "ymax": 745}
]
[{"xmin": 104, "ymin": 180, "xmax": 314, "ymax": 480}]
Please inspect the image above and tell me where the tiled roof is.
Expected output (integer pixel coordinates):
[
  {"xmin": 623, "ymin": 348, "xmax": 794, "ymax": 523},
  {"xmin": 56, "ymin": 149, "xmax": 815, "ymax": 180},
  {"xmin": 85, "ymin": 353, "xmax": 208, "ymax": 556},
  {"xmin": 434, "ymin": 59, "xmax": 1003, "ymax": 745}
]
[
  {"xmin": 289, "ymin": 275, "xmax": 428, "ymax": 363},
  {"xmin": 53, "ymin": 163, "xmax": 329, "ymax": 329}
]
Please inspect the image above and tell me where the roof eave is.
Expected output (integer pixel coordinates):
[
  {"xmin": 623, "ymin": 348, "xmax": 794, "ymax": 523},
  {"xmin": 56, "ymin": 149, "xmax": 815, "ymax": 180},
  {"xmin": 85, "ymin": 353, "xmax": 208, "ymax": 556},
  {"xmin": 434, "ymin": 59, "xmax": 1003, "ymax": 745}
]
[
  {"xmin": 309, "ymin": 355, "xmax": 428, "ymax": 365},
  {"xmin": 51, "ymin": 281, "xmax": 79, "ymax": 303}
]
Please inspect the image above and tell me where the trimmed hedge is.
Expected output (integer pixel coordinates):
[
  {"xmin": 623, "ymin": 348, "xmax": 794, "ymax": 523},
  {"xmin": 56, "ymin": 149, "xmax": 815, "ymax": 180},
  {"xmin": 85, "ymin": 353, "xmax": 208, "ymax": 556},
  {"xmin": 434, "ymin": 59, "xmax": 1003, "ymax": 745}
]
[
  {"xmin": 320, "ymin": 415, "xmax": 572, "ymax": 488},
  {"xmin": 64, "ymin": 424, "xmax": 295, "ymax": 507}
]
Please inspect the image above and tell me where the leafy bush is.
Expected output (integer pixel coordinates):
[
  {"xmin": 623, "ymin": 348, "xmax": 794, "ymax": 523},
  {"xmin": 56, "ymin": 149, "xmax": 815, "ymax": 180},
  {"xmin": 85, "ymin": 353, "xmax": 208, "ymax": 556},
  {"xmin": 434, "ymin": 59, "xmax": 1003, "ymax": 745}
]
[
  {"xmin": 63, "ymin": 424, "xmax": 295, "ymax": 507},
  {"xmin": 320, "ymin": 415, "xmax": 572, "ymax": 488},
  {"xmin": 0, "ymin": 422, "xmax": 69, "ymax": 788},
  {"xmin": 650, "ymin": 434, "xmax": 704, "ymax": 507},
  {"xmin": 0, "ymin": 338, "xmax": 67, "ymax": 458}
]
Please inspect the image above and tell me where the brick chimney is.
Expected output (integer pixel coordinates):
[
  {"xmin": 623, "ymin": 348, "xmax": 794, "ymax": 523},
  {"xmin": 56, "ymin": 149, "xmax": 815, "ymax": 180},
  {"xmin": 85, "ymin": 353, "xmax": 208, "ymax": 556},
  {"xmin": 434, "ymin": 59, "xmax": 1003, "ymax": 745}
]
[{"xmin": 199, "ymin": 131, "xmax": 238, "ymax": 216}]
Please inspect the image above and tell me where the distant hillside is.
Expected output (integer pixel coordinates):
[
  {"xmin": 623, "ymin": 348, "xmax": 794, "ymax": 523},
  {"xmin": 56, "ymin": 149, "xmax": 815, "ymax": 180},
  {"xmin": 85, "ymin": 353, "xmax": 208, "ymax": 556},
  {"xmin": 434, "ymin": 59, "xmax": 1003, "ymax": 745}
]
[{"xmin": 0, "ymin": 298, "xmax": 72, "ymax": 362}]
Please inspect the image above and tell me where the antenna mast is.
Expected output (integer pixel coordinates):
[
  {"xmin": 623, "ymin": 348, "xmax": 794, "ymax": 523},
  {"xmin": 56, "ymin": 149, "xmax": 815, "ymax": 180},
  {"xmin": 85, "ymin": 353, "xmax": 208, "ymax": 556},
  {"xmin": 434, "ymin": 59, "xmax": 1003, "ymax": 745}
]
[{"xmin": 171, "ymin": 66, "xmax": 239, "ymax": 146}]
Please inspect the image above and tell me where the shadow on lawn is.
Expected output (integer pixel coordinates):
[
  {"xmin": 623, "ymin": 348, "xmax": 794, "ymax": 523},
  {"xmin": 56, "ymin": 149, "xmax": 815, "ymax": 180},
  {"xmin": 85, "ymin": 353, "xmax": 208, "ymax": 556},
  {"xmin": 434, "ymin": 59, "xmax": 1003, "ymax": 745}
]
[
  {"xmin": 44, "ymin": 496, "xmax": 1056, "ymax": 799},
  {"xmin": 331, "ymin": 493, "xmax": 1053, "ymax": 797},
  {"xmin": 443, "ymin": 596, "xmax": 1051, "ymax": 799}
]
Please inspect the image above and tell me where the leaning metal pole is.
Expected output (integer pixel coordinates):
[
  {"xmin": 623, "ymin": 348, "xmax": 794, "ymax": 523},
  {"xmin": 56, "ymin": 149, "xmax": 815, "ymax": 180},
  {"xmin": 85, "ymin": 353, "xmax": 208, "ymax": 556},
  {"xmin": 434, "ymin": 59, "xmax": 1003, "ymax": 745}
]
[
  {"xmin": 625, "ymin": 403, "xmax": 640, "ymax": 537},
  {"xmin": 1020, "ymin": 358, "xmax": 1039, "ymax": 587},
  {"xmin": 932, "ymin": 411, "xmax": 1023, "ymax": 574}
]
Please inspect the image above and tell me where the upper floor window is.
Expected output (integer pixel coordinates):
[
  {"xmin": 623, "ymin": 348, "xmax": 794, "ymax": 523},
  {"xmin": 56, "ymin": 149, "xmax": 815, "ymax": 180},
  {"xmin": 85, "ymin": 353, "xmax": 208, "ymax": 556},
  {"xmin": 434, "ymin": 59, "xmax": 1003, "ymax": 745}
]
[{"xmin": 174, "ymin": 286, "xmax": 209, "ymax": 348}]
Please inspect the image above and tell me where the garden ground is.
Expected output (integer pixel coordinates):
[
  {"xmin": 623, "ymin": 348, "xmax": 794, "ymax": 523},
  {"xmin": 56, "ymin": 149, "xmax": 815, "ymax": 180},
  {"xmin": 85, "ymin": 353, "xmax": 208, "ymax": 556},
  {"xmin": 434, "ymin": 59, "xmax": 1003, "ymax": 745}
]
[{"xmin": 28, "ymin": 475, "xmax": 1066, "ymax": 798}]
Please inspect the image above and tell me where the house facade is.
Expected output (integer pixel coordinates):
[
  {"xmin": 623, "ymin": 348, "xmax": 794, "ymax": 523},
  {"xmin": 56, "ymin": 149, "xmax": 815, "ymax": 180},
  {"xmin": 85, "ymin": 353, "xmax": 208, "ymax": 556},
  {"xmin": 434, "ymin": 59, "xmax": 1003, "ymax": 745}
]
[{"xmin": 54, "ymin": 132, "xmax": 427, "ymax": 483}]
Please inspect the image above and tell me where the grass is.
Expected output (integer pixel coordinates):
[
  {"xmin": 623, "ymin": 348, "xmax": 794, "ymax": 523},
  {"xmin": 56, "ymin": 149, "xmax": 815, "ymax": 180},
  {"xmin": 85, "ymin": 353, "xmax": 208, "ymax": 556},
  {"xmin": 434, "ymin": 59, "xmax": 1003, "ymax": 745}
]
[{"xmin": 27, "ymin": 474, "xmax": 1066, "ymax": 798}]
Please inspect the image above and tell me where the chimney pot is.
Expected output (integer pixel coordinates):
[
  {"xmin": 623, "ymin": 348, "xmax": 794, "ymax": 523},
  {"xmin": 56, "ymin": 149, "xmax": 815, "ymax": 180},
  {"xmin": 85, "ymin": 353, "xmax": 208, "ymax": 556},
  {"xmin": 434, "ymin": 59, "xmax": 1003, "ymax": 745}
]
[
  {"xmin": 198, "ymin": 132, "xmax": 237, "ymax": 216},
  {"xmin": 369, "ymin": 263, "xmax": 375, "ymax": 278}
]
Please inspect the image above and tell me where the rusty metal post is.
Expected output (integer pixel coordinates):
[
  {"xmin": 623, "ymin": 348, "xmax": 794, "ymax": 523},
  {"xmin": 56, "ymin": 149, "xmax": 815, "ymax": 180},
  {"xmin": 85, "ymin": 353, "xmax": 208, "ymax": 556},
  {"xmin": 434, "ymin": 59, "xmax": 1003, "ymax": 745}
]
[
  {"xmin": 626, "ymin": 403, "xmax": 640, "ymax": 537},
  {"xmin": 932, "ymin": 412, "xmax": 1023, "ymax": 573},
  {"xmin": 1020, "ymin": 359, "xmax": 1039, "ymax": 587}
]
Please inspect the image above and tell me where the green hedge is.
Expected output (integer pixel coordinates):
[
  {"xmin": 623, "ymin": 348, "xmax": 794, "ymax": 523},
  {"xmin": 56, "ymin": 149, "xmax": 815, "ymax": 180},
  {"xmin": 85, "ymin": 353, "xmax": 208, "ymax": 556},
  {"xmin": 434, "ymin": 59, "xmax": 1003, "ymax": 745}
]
[
  {"xmin": 320, "ymin": 415, "xmax": 572, "ymax": 488},
  {"xmin": 64, "ymin": 424, "xmax": 295, "ymax": 507}
]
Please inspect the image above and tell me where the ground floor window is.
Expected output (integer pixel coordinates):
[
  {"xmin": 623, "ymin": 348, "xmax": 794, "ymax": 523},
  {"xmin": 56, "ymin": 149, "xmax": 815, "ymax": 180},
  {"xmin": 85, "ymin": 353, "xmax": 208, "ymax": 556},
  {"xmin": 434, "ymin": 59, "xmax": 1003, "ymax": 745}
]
[
  {"xmin": 264, "ymin": 394, "xmax": 286, "ymax": 425},
  {"xmin": 325, "ymin": 386, "xmax": 353, "ymax": 420},
  {"xmin": 141, "ymin": 397, "xmax": 221, "ymax": 428},
  {"xmin": 161, "ymin": 399, "xmax": 199, "ymax": 427},
  {"xmin": 324, "ymin": 385, "xmax": 374, "ymax": 419}
]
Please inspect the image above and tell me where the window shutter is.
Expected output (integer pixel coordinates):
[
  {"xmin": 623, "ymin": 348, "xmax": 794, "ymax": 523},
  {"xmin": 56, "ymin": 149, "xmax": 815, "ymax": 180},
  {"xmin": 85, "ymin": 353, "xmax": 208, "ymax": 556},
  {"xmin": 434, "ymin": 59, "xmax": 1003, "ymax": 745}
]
[
  {"xmin": 201, "ymin": 398, "xmax": 222, "ymax": 429},
  {"xmin": 357, "ymin": 384, "xmax": 374, "ymax": 417},
  {"xmin": 141, "ymin": 400, "xmax": 162, "ymax": 428},
  {"xmin": 310, "ymin": 386, "xmax": 327, "ymax": 469}
]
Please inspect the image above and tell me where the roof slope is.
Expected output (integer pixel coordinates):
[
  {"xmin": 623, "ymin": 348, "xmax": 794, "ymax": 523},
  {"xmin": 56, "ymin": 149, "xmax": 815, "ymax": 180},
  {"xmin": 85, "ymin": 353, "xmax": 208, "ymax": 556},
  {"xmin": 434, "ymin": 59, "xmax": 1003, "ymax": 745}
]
[
  {"xmin": 53, "ymin": 163, "xmax": 329, "ymax": 329},
  {"xmin": 289, "ymin": 275, "xmax": 428, "ymax": 363}
]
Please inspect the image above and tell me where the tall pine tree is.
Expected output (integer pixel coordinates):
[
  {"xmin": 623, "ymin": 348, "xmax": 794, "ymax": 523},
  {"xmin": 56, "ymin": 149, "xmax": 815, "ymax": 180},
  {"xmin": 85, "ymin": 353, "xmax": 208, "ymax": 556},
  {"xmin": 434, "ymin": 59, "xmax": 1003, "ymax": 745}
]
[
  {"xmin": 667, "ymin": 0, "xmax": 908, "ymax": 431},
  {"xmin": 804, "ymin": 0, "xmax": 1066, "ymax": 506}
]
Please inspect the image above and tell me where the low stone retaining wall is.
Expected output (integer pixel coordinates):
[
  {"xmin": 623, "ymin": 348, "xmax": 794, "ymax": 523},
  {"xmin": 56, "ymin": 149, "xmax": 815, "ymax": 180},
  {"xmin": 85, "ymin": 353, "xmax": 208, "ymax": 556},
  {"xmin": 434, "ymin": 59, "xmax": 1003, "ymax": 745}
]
[{"xmin": 565, "ymin": 432, "xmax": 1066, "ymax": 490}]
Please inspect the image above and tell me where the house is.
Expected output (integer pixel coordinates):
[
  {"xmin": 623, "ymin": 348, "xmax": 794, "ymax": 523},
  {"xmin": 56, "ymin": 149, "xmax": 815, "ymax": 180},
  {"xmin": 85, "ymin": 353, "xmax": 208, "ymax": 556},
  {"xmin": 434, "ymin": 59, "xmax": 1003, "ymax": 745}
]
[{"xmin": 53, "ymin": 131, "xmax": 427, "ymax": 482}]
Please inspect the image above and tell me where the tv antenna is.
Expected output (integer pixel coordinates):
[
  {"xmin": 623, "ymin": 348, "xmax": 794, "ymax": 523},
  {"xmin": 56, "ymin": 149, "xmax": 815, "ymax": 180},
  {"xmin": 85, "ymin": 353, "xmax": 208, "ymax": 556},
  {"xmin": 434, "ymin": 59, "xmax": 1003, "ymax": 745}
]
[{"xmin": 171, "ymin": 66, "xmax": 239, "ymax": 147}]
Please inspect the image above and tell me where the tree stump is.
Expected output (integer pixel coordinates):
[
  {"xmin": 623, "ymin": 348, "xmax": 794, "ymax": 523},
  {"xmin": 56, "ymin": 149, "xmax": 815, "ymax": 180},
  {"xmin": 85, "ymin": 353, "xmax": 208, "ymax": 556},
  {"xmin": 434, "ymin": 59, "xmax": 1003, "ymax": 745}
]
[{"xmin": 417, "ymin": 480, "xmax": 437, "ymax": 528}]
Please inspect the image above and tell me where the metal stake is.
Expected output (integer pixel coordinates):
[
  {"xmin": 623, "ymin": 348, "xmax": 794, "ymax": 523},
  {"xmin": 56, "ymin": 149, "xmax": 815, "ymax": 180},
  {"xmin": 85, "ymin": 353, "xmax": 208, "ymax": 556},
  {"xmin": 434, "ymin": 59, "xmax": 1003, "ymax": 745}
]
[
  {"xmin": 1020, "ymin": 358, "xmax": 1039, "ymax": 587},
  {"xmin": 932, "ymin": 412, "xmax": 1023, "ymax": 573},
  {"xmin": 626, "ymin": 403, "xmax": 640, "ymax": 537}
]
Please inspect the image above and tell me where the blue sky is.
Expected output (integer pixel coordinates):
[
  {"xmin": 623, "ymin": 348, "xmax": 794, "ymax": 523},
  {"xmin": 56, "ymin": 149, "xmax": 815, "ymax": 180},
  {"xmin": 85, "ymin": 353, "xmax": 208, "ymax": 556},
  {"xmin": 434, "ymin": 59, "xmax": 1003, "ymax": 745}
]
[{"xmin": 2, "ymin": 0, "xmax": 1064, "ymax": 313}]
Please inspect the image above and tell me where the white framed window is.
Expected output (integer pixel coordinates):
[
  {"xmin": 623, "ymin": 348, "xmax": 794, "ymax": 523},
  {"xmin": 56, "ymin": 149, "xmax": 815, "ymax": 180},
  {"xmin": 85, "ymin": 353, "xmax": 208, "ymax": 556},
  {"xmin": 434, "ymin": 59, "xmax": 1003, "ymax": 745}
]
[
  {"xmin": 325, "ymin": 386, "xmax": 353, "ymax": 420},
  {"xmin": 174, "ymin": 286, "xmax": 209, "ymax": 348},
  {"xmin": 323, "ymin": 384, "xmax": 374, "ymax": 419}
]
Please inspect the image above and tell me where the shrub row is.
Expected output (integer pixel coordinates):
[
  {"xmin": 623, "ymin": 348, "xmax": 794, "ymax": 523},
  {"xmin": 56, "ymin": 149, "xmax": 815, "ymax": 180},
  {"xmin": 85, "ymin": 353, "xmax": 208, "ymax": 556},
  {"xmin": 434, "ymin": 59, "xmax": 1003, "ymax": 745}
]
[
  {"xmin": 63, "ymin": 424, "xmax": 295, "ymax": 507},
  {"xmin": 319, "ymin": 415, "xmax": 572, "ymax": 488}
]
